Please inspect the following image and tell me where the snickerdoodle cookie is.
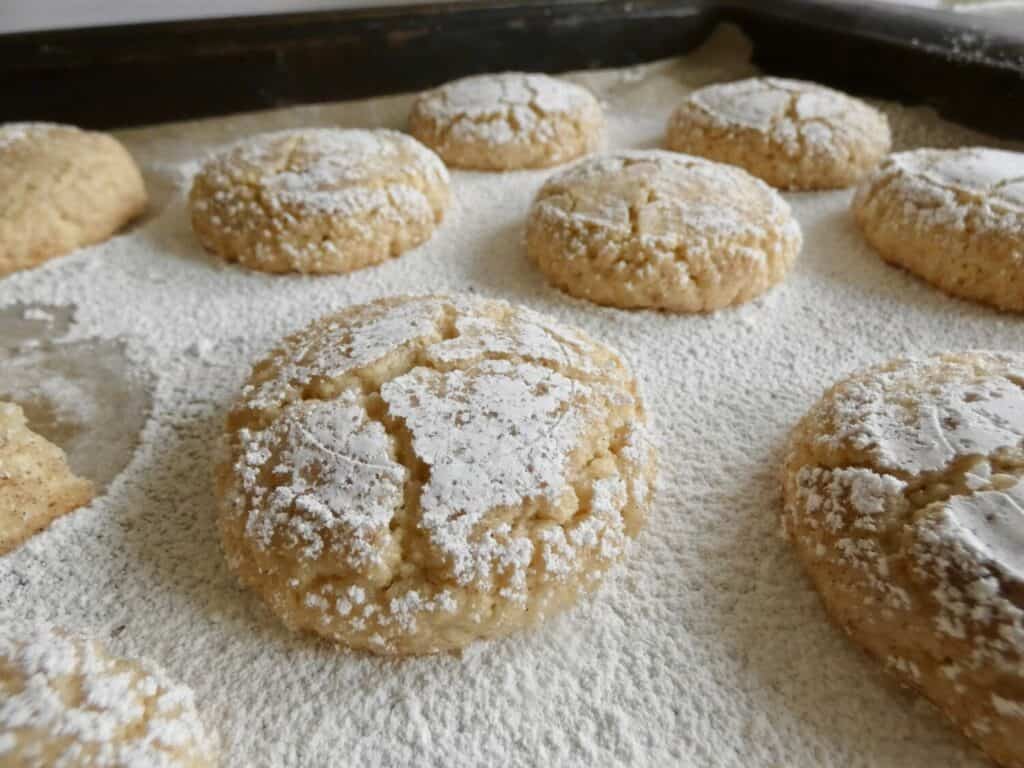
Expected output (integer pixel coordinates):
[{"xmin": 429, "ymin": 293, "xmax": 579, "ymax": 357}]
[
  {"xmin": 853, "ymin": 147, "xmax": 1024, "ymax": 312},
  {"xmin": 0, "ymin": 623, "xmax": 218, "ymax": 766},
  {"xmin": 782, "ymin": 352, "xmax": 1024, "ymax": 768},
  {"xmin": 409, "ymin": 72, "xmax": 603, "ymax": 170},
  {"xmin": 0, "ymin": 123, "xmax": 147, "ymax": 276},
  {"xmin": 666, "ymin": 77, "xmax": 890, "ymax": 190},
  {"xmin": 189, "ymin": 128, "xmax": 449, "ymax": 274},
  {"xmin": 526, "ymin": 150, "xmax": 801, "ymax": 312},
  {"xmin": 216, "ymin": 294, "xmax": 656, "ymax": 655},
  {"xmin": 0, "ymin": 401, "xmax": 93, "ymax": 556}
]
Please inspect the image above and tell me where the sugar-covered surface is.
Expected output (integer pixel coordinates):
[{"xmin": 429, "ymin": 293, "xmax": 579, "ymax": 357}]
[{"xmin": 1, "ymin": 25, "xmax": 1023, "ymax": 767}]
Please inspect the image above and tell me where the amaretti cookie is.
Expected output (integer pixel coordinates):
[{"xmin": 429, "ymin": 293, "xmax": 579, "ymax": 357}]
[
  {"xmin": 216, "ymin": 294, "xmax": 656, "ymax": 655},
  {"xmin": 0, "ymin": 122, "xmax": 147, "ymax": 276},
  {"xmin": 409, "ymin": 72, "xmax": 603, "ymax": 170},
  {"xmin": 526, "ymin": 150, "xmax": 801, "ymax": 312},
  {"xmin": 666, "ymin": 77, "xmax": 890, "ymax": 190},
  {"xmin": 782, "ymin": 352, "xmax": 1024, "ymax": 768},
  {"xmin": 189, "ymin": 128, "xmax": 449, "ymax": 274},
  {"xmin": 0, "ymin": 623, "xmax": 218, "ymax": 766},
  {"xmin": 0, "ymin": 401, "xmax": 93, "ymax": 556},
  {"xmin": 853, "ymin": 147, "xmax": 1024, "ymax": 312}
]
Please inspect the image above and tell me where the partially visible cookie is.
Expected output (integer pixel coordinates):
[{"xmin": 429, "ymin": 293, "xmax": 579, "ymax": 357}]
[
  {"xmin": 782, "ymin": 352, "xmax": 1024, "ymax": 768},
  {"xmin": 409, "ymin": 72, "xmax": 604, "ymax": 170},
  {"xmin": 666, "ymin": 77, "xmax": 891, "ymax": 190},
  {"xmin": 189, "ymin": 128, "xmax": 450, "ymax": 274},
  {"xmin": 0, "ymin": 623, "xmax": 218, "ymax": 766},
  {"xmin": 853, "ymin": 147, "xmax": 1024, "ymax": 312},
  {"xmin": 526, "ymin": 150, "xmax": 802, "ymax": 312},
  {"xmin": 0, "ymin": 401, "xmax": 93, "ymax": 556},
  {"xmin": 0, "ymin": 122, "xmax": 147, "ymax": 276}
]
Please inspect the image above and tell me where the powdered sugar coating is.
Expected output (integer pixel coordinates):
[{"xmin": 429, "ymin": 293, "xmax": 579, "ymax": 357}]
[
  {"xmin": 217, "ymin": 294, "xmax": 655, "ymax": 655},
  {"xmin": 852, "ymin": 147, "xmax": 1024, "ymax": 312},
  {"xmin": 0, "ymin": 624, "xmax": 217, "ymax": 767},
  {"xmin": 0, "ymin": 122, "xmax": 59, "ymax": 152},
  {"xmin": 783, "ymin": 352, "xmax": 1024, "ymax": 767},
  {"xmin": 867, "ymin": 147, "xmax": 1024, "ymax": 231},
  {"xmin": 667, "ymin": 77, "xmax": 891, "ymax": 190},
  {"xmin": 527, "ymin": 149, "xmax": 801, "ymax": 311},
  {"xmin": 3, "ymin": 40, "xmax": 1023, "ymax": 767},
  {"xmin": 409, "ymin": 72, "xmax": 604, "ymax": 170},
  {"xmin": 188, "ymin": 128, "xmax": 450, "ymax": 274}
]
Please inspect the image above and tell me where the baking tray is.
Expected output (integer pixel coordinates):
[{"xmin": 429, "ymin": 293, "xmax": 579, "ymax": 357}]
[{"xmin": 1, "ymin": 0, "xmax": 1023, "ymax": 139}]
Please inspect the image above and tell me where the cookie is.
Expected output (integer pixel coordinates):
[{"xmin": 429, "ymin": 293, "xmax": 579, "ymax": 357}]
[
  {"xmin": 782, "ymin": 352, "xmax": 1024, "ymax": 768},
  {"xmin": 216, "ymin": 294, "xmax": 656, "ymax": 655},
  {"xmin": 408, "ymin": 72, "xmax": 604, "ymax": 170},
  {"xmin": 853, "ymin": 147, "xmax": 1024, "ymax": 312},
  {"xmin": 0, "ymin": 623, "xmax": 218, "ymax": 766},
  {"xmin": 0, "ymin": 122, "xmax": 147, "ymax": 276},
  {"xmin": 0, "ymin": 401, "xmax": 93, "ymax": 556},
  {"xmin": 189, "ymin": 128, "xmax": 450, "ymax": 274},
  {"xmin": 526, "ymin": 150, "xmax": 801, "ymax": 312},
  {"xmin": 666, "ymin": 77, "xmax": 891, "ymax": 190}
]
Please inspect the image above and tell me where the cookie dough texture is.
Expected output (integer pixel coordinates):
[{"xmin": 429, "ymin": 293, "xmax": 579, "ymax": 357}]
[
  {"xmin": 526, "ymin": 150, "xmax": 801, "ymax": 311},
  {"xmin": 666, "ymin": 77, "xmax": 891, "ymax": 190},
  {"xmin": 408, "ymin": 72, "xmax": 604, "ymax": 170},
  {"xmin": 0, "ymin": 623, "xmax": 218, "ymax": 767},
  {"xmin": 0, "ymin": 122, "xmax": 147, "ymax": 276},
  {"xmin": 189, "ymin": 128, "xmax": 450, "ymax": 274},
  {"xmin": 782, "ymin": 352, "xmax": 1024, "ymax": 768},
  {"xmin": 0, "ymin": 401, "xmax": 93, "ymax": 556},
  {"xmin": 853, "ymin": 147, "xmax": 1024, "ymax": 312},
  {"xmin": 216, "ymin": 295, "xmax": 656, "ymax": 655}
]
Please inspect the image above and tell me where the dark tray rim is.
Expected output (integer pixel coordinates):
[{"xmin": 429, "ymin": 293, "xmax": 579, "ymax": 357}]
[{"xmin": 2, "ymin": 0, "xmax": 1022, "ymax": 139}]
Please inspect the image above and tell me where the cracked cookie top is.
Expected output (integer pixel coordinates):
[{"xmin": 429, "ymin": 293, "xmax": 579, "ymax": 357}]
[
  {"xmin": 857, "ymin": 147, "xmax": 1024, "ymax": 236},
  {"xmin": 666, "ymin": 77, "xmax": 890, "ymax": 190},
  {"xmin": 782, "ymin": 352, "xmax": 1024, "ymax": 766},
  {"xmin": 216, "ymin": 295, "xmax": 655, "ymax": 655},
  {"xmin": 526, "ymin": 150, "xmax": 801, "ymax": 312},
  {"xmin": 188, "ymin": 128, "xmax": 449, "ymax": 274},
  {"xmin": 408, "ymin": 72, "xmax": 604, "ymax": 170},
  {"xmin": 0, "ymin": 623, "xmax": 218, "ymax": 767}
]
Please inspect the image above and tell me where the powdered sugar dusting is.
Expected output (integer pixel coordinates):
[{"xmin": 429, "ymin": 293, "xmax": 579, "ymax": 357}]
[
  {"xmin": 2, "ymin": 30, "xmax": 1023, "ymax": 766},
  {"xmin": 0, "ymin": 624, "xmax": 217, "ymax": 766},
  {"xmin": 688, "ymin": 76, "xmax": 888, "ymax": 153},
  {"xmin": 382, "ymin": 358, "xmax": 586, "ymax": 589},
  {"xmin": 415, "ymin": 72, "xmax": 599, "ymax": 146},
  {"xmin": 889, "ymin": 147, "xmax": 1024, "ymax": 219},
  {"xmin": 0, "ymin": 122, "xmax": 60, "ymax": 152},
  {"xmin": 829, "ymin": 362, "xmax": 1024, "ymax": 475}
]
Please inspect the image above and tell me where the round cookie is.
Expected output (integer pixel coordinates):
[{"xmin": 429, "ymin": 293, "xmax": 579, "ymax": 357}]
[
  {"xmin": 189, "ymin": 128, "xmax": 449, "ymax": 274},
  {"xmin": 0, "ymin": 623, "xmax": 218, "ymax": 766},
  {"xmin": 0, "ymin": 122, "xmax": 147, "ymax": 276},
  {"xmin": 853, "ymin": 147, "xmax": 1024, "ymax": 312},
  {"xmin": 408, "ymin": 72, "xmax": 604, "ymax": 171},
  {"xmin": 782, "ymin": 351, "xmax": 1024, "ymax": 768},
  {"xmin": 216, "ymin": 294, "xmax": 656, "ymax": 655},
  {"xmin": 666, "ymin": 77, "xmax": 891, "ymax": 190},
  {"xmin": 0, "ymin": 401, "xmax": 93, "ymax": 556},
  {"xmin": 526, "ymin": 150, "xmax": 802, "ymax": 312}
]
